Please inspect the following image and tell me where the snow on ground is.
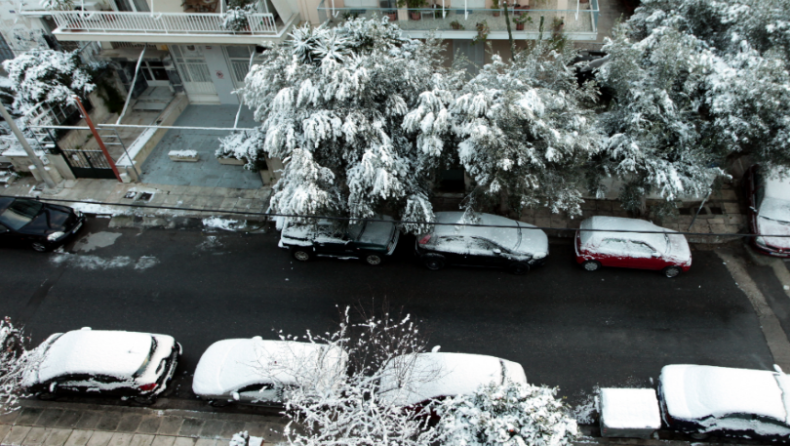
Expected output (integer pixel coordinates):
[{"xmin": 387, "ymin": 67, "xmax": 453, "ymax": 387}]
[
  {"xmin": 197, "ymin": 236, "xmax": 224, "ymax": 251},
  {"xmin": 600, "ymin": 388, "xmax": 661, "ymax": 429},
  {"xmin": 572, "ymin": 386, "xmax": 600, "ymax": 424},
  {"xmin": 68, "ymin": 201, "xmax": 132, "ymax": 216},
  {"xmin": 73, "ymin": 232, "xmax": 123, "ymax": 253},
  {"xmin": 203, "ymin": 217, "xmax": 248, "ymax": 232},
  {"xmin": 51, "ymin": 253, "xmax": 159, "ymax": 271}
]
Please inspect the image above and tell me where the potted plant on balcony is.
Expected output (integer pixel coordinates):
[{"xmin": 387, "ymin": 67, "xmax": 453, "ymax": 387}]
[
  {"xmin": 397, "ymin": 0, "xmax": 428, "ymax": 20},
  {"xmin": 450, "ymin": 19, "xmax": 464, "ymax": 29},
  {"xmin": 40, "ymin": 0, "xmax": 75, "ymax": 10},
  {"xmin": 384, "ymin": 9, "xmax": 397, "ymax": 21},
  {"xmin": 471, "ymin": 20, "xmax": 489, "ymax": 44},
  {"xmin": 221, "ymin": 2, "xmax": 255, "ymax": 33},
  {"xmin": 490, "ymin": 0, "xmax": 500, "ymax": 17},
  {"xmin": 512, "ymin": 11, "xmax": 530, "ymax": 30}
]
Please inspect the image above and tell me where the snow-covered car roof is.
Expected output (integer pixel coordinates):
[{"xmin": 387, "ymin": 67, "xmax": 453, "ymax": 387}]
[
  {"xmin": 580, "ymin": 217, "xmax": 673, "ymax": 250},
  {"xmin": 432, "ymin": 212, "xmax": 547, "ymax": 255},
  {"xmin": 660, "ymin": 365, "xmax": 790, "ymax": 425},
  {"xmin": 281, "ymin": 216, "xmax": 395, "ymax": 246},
  {"xmin": 378, "ymin": 352, "xmax": 527, "ymax": 406},
  {"xmin": 31, "ymin": 330, "xmax": 158, "ymax": 384},
  {"xmin": 755, "ymin": 168, "xmax": 790, "ymax": 249},
  {"xmin": 192, "ymin": 338, "xmax": 348, "ymax": 396}
]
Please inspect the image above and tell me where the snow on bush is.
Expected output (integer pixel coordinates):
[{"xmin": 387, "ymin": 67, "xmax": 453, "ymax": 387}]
[
  {"xmin": 216, "ymin": 128, "xmax": 265, "ymax": 169},
  {"xmin": 431, "ymin": 380, "xmax": 579, "ymax": 446},
  {"xmin": 0, "ymin": 318, "xmax": 39, "ymax": 413},
  {"xmin": 2, "ymin": 50, "xmax": 94, "ymax": 115},
  {"xmin": 39, "ymin": 0, "xmax": 74, "ymax": 10},
  {"xmin": 238, "ymin": 18, "xmax": 453, "ymax": 233},
  {"xmin": 221, "ymin": 4, "xmax": 255, "ymax": 31}
]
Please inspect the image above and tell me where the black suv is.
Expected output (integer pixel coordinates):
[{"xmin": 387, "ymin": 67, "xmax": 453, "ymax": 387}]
[{"xmin": 0, "ymin": 197, "xmax": 85, "ymax": 252}]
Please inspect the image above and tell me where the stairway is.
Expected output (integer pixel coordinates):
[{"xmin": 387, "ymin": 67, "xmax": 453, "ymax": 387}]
[{"xmin": 132, "ymin": 86, "xmax": 175, "ymax": 111}]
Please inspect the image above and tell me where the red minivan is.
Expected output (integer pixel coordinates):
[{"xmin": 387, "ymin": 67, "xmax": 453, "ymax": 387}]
[{"xmin": 575, "ymin": 216, "xmax": 692, "ymax": 278}]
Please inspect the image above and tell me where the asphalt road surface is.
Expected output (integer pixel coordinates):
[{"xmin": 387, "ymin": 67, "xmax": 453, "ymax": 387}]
[{"xmin": 0, "ymin": 217, "xmax": 775, "ymax": 409}]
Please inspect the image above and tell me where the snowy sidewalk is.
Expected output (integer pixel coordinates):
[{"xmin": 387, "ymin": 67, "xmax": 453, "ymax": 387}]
[{"xmin": 0, "ymin": 400, "xmax": 287, "ymax": 446}]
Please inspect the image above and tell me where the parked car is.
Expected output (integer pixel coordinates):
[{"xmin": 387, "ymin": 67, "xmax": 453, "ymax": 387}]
[
  {"xmin": 377, "ymin": 352, "xmax": 527, "ymax": 407},
  {"xmin": 23, "ymin": 328, "xmax": 181, "ymax": 405},
  {"xmin": 0, "ymin": 197, "xmax": 85, "ymax": 252},
  {"xmin": 280, "ymin": 216, "xmax": 400, "ymax": 266},
  {"xmin": 745, "ymin": 165, "xmax": 790, "ymax": 257},
  {"xmin": 575, "ymin": 216, "xmax": 691, "ymax": 278},
  {"xmin": 659, "ymin": 364, "xmax": 790, "ymax": 440},
  {"xmin": 414, "ymin": 212, "xmax": 548, "ymax": 275},
  {"xmin": 192, "ymin": 337, "xmax": 348, "ymax": 407}
]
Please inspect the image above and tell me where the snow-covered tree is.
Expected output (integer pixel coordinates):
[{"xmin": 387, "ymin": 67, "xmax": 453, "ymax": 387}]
[
  {"xmin": 261, "ymin": 305, "xmax": 439, "ymax": 446},
  {"xmin": 432, "ymin": 380, "xmax": 579, "ymax": 446},
  {"xmin": 2, "ymin": 50, "xmax": 94, "ymax": 115},
  {"xmin": 405, "ymin": 41, "xmax": 601, "ymax": 217},
  {"xmin": 593, "ymin": 0, "xmax": 790, "ymax": 210},
  {"xmin": 0, "ymin": 318, "xmax": 38, "ymax": 413},
  {"xmin": 238, "ymin": 18, "xmax": 458, "ymax": 232}
]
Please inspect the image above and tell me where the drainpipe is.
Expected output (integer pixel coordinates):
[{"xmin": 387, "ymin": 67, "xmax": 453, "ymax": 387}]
[
  {"xmin": 0, "ymin": 101, "xmax": 59, "ymax": 191},
  {"xmin": 117, "ymin": 44, "xmax": 147, "ymax": 125}
]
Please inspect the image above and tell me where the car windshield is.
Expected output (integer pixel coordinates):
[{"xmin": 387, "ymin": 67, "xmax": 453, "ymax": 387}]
[
  {"xmin": 0, "ymin": 199, "xmax": 43, "ymax": 231},
  {"xmin": 347, "ymin": 221, "xmax": 365, "ymax": 240}
]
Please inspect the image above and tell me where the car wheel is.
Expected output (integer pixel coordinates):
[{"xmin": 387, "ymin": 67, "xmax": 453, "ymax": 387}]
[
  {"xmin": 131, "ymin": 395, "xmax": 157, "ymax": 406},
  {"xmin": 291, "ymin": 249, "xmax": 311, "ymax": 262},
  {"xmin": 31, "ymin": 242, "xmax": 50, "ymax": 253},
  {"xmin": 209, "ymin": 399, "xmax": 231, "ymax": 408},
  {"xmin": 36, "ymin": 392, "xmax": 56, "ymax": 401},
  {"xmin": 364, "ymin": 253, "xmax": 383, "ymax": 266},
  {"xmin": 582, "ymin": 260, "xmax": 601, "ymax": 272},
  {"xmin": 422, "ymin": 254, "xmax": 445, "ymax": 271},
  {"xmin": 664, "ymin": 266, "xmax": 681, "ymax": 278},
  {"xmin": 689, "ymin": 432, "xmax": 709, "ymax": 440},
  {"xmin": 507, "ymin": 262, "xmax": 530, "ymax": 275}
]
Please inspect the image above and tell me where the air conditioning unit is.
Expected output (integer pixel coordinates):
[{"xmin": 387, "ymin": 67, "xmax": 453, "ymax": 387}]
[{"xmin": 74, "ymin": 1, "xmax": 106, "ymax": 11}]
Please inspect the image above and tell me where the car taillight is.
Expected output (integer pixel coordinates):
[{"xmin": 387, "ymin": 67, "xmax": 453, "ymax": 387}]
[
  {"xmin": 138, "ymin": 382, "xmax": 157, "ymax": 392},
  {"xmin": 418, "ymin": 234, "xmax": 432, "ymax": 245}
]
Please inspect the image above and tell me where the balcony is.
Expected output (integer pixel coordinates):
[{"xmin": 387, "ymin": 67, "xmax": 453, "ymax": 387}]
[
  {"xmin": 20, "ymin": 4, "xmax": 300, "ymax": 44},
  {"xmin": 317, "ymin": 0, "xmax": 598, "ymax": 40}
]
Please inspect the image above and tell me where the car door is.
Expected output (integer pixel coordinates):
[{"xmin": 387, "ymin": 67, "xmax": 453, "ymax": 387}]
[
  {"xmin": 313, "ymin": 221, "xmax": 355, "ymax": 257},
  {"xmin": 625, "ymin": 241, "xmax": 662, "ymax": 270},
  {"xmin": 595, "ymin": 239, "xmax": 631, "ymax": 268},
  {"xmin": 56, "ymin": 373, "xmax": 97, "ymax": 395},
  {"xmin": 434, "ymin": 235, "xmax": 472, "ymax": 265},
  {"xmin": 468, "ymin": 237, "xmax": 506, "ymax": 267},
  {"xmin": 0, "ymin": 222, "xmax": 22, "ymax": 248}
]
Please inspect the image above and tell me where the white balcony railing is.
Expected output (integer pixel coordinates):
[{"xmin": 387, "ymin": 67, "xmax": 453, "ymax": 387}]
[{"xmin": 45, "ymin": 10, "xmax": 279, "ymax": 35}]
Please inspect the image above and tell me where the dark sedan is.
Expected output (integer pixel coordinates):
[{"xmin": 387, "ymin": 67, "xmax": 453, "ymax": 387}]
[{"xmin": 0, "ymin": 197, "xmax": 85, "ymax": 252}]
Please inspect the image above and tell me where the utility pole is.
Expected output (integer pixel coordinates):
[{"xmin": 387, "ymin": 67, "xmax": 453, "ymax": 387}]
[
  {"xmin": 73, "ymin": 96, "xmax": 122, "ymax": 182},
  {"xmin": 0, "ymin": 101, "xmax": 59, "ymax": 191}
]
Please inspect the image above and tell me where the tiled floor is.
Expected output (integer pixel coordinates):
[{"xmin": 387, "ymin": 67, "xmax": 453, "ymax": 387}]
[{"xmin": 138, "ymin": 105, "xmax": 262, "ymax": 190}]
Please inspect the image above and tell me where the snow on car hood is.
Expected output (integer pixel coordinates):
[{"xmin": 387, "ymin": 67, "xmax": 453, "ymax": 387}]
[
  {"xmin": 660, "ymin": 365, "xmax": 788, "ymax": 426},
  {"xmin": 377, "ymin": 352, "xmax": 527, "ymax": 406},
  {"xmin": 756, "ymin": 198, "xmax": 790, "ymax": 250},
  {"xmin": 28, "ymin": 330, "xmax": 156, "ymax": 385},
  {"xmin": 192, "ymin": 338, "xmax": 348, "ymax": 397}
]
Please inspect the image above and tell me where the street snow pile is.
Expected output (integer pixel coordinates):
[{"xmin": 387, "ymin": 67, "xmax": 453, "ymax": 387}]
[
  {"xmin": 51, "ymin": 253, "xmax": 159, "ymax": 271},
  {"xmin": 378, "ymin": 352, "xmax": 527, "ymax": 406},
  {"xmin": 202, "ymin": 217, "xmax": 248, "ymax": 232},
  {"xmin": 599, "ymin": 388, "xmax": 660, "ymax": 438},
  {"xmin": 660, "ymin": 364, "xmax": 790, "ymax": 436},
  {"xmin": 229, "ymin": 431, "xmax": 263, "ymax": 446},
  {"xmin": 66, "ymin": 201, "xmax": 132, "ymax": 217}
]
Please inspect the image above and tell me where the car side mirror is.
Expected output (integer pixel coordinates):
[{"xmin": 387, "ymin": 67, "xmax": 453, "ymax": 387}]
[
  {"xmin": 750, "ymin": 206, "xmax": 757, "ymax": 213},
  {"xmin": 49, "ymin": 382, "xmax": 57, "ymax": 392},
  {"xmin": 231, "ymin": 391, "xmax": 240, "ymax": 401},
  {"xmin": 651, "ymin": 252, "xmax": 660, "ymax": 257},
  {"xmin": 493, "ymin": 249, "xmax": 502, "ymax": 255}
]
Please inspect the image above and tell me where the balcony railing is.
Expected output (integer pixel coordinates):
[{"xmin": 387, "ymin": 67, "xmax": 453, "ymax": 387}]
[
  {"xmin": 43, "ymin": 10, "xmax": 282, "ymax": 35},
  {"xmin": 317, "ymin": 0, "xmax": 598, "ymax": 38}
]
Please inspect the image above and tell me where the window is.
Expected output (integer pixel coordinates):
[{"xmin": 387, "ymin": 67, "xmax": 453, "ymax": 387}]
[
  {"xmin": 237, "ymin": 383, "xmax": 273, "ymax": 393},
  {"xmin": 468, "ymin": 237, "xmax": 500, "ymax": 255},
  {"xmin": 141, "ymin": 61, "xmax": 169, "ymax": 82},
  {"xmin": 597, "ymin": 239, "xmax": 629, "ymax": 256},
  {"xmin": 627, "ymin": 241, "xmax": 657, "ymax": 258},
  {"xmin": 0, "ymin": 199, "xmax": 42, "ymax": 231}
]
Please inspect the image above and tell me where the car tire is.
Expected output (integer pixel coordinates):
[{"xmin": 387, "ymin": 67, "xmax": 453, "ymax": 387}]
[
  {"xmin": 209, "ymin": 399, "xmax": 231, "ymax": 408},
  {"xmin": 664, "ymin": 266, "xmax": 681, "ymax": 278},
  {"xmin": 31, "ymin": 242, "xmax": 50, "ymax": 253},
  {"xmin": 689, "ymin": 433, "xmax": 709, "ymax": 440},
  {"xmin": 507, "ymin": 262, "xmax": 530, "ymax": 275},
  {"xmin": 291, "ymin": 248, "xmax": 311, "ymax": 262},
  {"xmin": 421, "ymin": 254, "xmax": 445, "ymax": 271},
  {"xmin": 364, "ymin": 253, "xmax": 383, "ymax": 266},
  {"xmin": 582, "ymin": 260, "xmax": 601, "ymax": 272},
  {"xmin": 131, "ymin": 395, "xmax": 157, "ymax": 406},
  {"xmin": 36, "ymin": 392, "xmax": 56, "ymax": 401}
]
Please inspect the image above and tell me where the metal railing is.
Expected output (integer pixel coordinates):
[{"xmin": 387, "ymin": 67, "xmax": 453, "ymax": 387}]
[
  {"xmin": 45, "ymin": 10, "xmax": 279, "ymax": 35},
  {"xmin": 317, "ymin": 0, "xmax": 599, "ymax": 35}
]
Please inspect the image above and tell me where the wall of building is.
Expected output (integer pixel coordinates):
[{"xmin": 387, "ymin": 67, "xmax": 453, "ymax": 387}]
[{"xmin": 0, "ymin": 5, "xmax": 50, "ymax": 55}]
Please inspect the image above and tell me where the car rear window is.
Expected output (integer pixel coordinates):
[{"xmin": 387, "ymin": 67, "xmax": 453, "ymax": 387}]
[
  {"xmin": 133, "ymin": 337, "xmax": 157, "ymax": 378},
  {"xmin": 0, "ymin": 199, "xmax": 43, "ymax": 231}
]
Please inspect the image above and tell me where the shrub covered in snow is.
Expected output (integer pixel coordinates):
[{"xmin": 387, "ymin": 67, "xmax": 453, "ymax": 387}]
[
  {"xmin": 2, "ymin": 50, "xmax": 94, "ymax": 115},
  {"xmin": 39, "ymin": 0, "xmax": 74, "ymax": 10},
  {"xmin": 238, "ymin": 18, "xmax": 458, "ymax": 233},
  {"xmin": 221, "ymin": 5, "xmax": 254, "ymax": 31},
  {"xmin": 0, "ymin": 317, "xmax": 38, "ymax": 413},
  {"xmin": 431, "ymin": 380, "xmax": 579, "ymax": 446},
  {"xmin": 216, "ymin": 129, "xmax": 266, "ymax": 169}
]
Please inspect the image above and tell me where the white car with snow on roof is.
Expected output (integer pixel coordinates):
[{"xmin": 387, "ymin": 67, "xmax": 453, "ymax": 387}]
[
  {"xmin": 659, "ymin": 364, "xmax": 790, "ymax": 440},
  {"xmin": 415, "ymin": 212, "xmax": 548, "ymax": 275},
  {"xmin": 23, "ymin": 328, "xmax": 180, "ymax": 405},
  {"xmin": 280, "ymin": 216, "xmax": 400, "ymax": 266},
  {"xmin": 575, "ymin": 216, "xmax": 691, "ymax": 278},
  {"xmin": 745, "ymin": 165, "xmax": 790, "ymax": 257},
  {"xmin": 192, "ymin": 337, "xmax": 348, "ymax": 407},
  {"xmin": 377, "ymin": 352, "xmax": 527, "ymax": 408}
]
